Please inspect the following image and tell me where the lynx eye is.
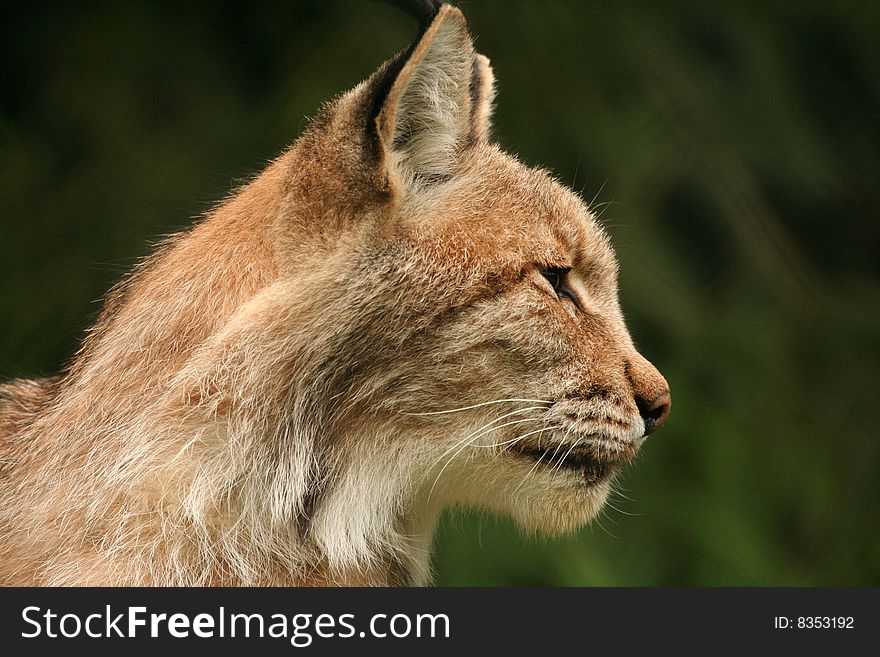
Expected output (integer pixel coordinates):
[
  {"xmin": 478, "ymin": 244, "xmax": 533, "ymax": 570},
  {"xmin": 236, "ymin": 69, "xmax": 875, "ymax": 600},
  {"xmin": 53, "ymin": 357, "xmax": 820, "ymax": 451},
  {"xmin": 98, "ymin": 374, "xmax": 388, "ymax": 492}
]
[
  {"xmin": 539, "ymin": 266, "xmax": 579, "ymax": 310},
  {"xmin": 541, "ymin": 267, "xmax": 565, "ymax": 290}
]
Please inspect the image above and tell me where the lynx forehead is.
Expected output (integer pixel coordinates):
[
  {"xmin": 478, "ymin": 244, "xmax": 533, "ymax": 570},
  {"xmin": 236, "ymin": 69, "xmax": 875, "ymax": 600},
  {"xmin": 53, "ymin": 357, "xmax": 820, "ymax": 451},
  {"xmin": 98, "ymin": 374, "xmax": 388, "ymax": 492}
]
[{"xmin": 0, "ymin": 1, "xmax": 669, "ymax": 585}]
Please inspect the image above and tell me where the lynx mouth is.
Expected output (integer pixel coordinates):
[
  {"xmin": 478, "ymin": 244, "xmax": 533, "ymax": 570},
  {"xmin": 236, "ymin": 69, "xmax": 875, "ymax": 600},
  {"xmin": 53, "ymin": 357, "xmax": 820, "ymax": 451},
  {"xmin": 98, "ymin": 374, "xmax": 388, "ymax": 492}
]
[{"xmin": 508, "ymin": 439, "xmax": 638, "ymax": 486}]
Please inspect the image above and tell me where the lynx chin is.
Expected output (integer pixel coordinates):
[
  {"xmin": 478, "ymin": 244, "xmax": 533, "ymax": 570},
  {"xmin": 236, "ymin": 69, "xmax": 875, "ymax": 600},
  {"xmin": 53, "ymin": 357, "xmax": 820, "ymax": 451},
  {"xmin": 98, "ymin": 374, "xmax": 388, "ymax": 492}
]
[{"xmin": 0, "ymin": 1, "xmax": 670, "ymax": 586}]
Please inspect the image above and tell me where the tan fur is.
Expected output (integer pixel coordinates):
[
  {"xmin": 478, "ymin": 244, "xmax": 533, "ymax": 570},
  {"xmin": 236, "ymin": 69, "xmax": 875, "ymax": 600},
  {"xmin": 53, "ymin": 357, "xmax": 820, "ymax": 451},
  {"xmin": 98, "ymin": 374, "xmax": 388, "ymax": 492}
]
[{"xmin": 0, "ymin": 4, "xmax": 669, "ymax": 586}]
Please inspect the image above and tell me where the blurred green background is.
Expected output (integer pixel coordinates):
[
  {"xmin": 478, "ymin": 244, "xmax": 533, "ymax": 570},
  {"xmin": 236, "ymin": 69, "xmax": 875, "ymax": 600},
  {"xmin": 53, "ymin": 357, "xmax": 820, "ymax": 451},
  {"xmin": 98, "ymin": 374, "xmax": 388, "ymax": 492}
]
[{"xmin": 2, "ymin": 1, "xmax": 878, "ymax": 585}]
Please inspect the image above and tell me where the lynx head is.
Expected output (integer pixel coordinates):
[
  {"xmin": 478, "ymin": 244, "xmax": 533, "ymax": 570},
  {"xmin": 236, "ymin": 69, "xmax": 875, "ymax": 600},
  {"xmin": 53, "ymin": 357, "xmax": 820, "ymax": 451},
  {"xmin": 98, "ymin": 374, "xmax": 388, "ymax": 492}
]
[
  {"xmin": 237, "ymin": 0, "xmax": 672, "ymax": 562},
  {"xmin": 72, "ymin": 2, "xmax": 676, "ymax": 585}
]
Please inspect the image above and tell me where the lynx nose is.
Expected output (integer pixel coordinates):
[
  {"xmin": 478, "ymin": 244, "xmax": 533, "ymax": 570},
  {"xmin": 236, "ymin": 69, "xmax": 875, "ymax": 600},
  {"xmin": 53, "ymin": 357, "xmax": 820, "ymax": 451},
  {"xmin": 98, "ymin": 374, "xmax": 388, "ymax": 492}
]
[{"xmin": 636, "ymin": 390, "xmax": 671, "ymax": 436}]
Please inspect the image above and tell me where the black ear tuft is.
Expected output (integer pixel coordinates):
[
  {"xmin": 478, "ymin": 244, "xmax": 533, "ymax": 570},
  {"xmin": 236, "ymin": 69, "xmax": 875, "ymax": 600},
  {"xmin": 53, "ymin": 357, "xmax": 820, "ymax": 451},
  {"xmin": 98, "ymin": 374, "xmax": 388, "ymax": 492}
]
[{"xmin": 380, "ymin": 0, "xmax": 444, "ymax": 29}]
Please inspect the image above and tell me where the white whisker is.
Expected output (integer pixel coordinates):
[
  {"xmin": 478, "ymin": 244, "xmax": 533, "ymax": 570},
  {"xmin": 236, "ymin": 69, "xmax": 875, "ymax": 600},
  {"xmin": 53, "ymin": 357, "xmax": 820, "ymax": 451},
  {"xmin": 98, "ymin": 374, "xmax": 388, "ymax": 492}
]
[
  {"xmin": 592, "ymin": 505, "xmax": 620, "ymax": 539},
  {"xmin": 426, "ymin": 416, "xmax": 544, "ymax": 501},
  {"xmin": 480, "ymin": 424, "xmax": 562, "ymax": 449},
  {"xmin": 426, "ymin": 407, "xmax": 547, "ymax": 474},
  {"xmin": 550, "ymin": 437, "xmax": 584, "ymax": 476},
  {"xmin": 513, "ymin": 450, "xmax": 548, "ymax": 495},
  {"xmin": 400, "ymin": 398, "xmax": 552, "ymax": 416}
]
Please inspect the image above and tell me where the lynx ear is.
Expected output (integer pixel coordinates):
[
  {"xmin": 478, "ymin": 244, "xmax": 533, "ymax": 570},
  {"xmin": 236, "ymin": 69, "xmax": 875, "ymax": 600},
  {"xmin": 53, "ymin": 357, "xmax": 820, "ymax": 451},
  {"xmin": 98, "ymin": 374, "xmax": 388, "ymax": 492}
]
[
  {"xmin": 375, "ymin": 5, "xmax": 478, "ymax": 183},
  {"xmin": 469, "ymin": 54, "xmax": 496, "ymax": 143}
]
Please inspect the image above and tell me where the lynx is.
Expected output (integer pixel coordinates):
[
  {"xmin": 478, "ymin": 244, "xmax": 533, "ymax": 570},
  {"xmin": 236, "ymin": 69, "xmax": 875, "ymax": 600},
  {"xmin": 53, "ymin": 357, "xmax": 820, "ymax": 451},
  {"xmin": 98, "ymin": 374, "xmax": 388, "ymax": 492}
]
[{"xmin": 0, "ymin": 1, "xmax": 670, "ymax": 586}]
